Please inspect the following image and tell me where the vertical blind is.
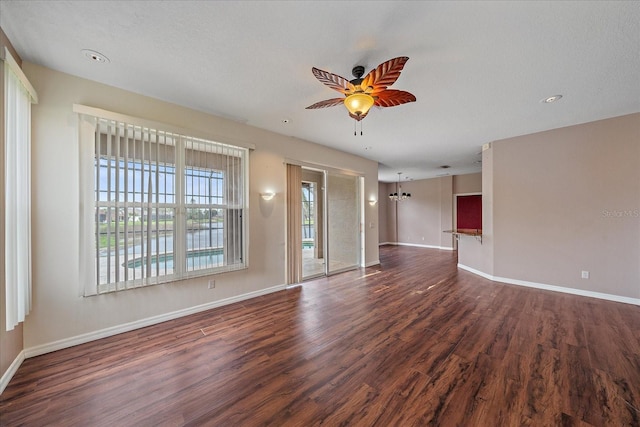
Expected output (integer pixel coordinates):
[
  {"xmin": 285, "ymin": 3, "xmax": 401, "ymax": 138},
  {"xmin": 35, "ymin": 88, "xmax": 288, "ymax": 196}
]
[
  {"xmin": 77, "ymin": 108, "xmax": 248, "ymax": 295},
  {"xmin": 3, "ymin": 48, "xmax": 38, "ymax": 331}
]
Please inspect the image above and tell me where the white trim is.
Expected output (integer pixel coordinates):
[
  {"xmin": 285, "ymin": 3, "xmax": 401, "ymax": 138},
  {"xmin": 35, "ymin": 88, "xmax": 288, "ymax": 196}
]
[
  {"xmin": 457, "ymin": 263, "xmax": 640, "ymax": 306},
  {"xmin": 0, "ymin": 350, "xmax": 25, "ymax": 395},
  {"xmin": 397, "ymin": 242, "xmax": 455, "ymax": 251},
  {"xmin": 24, "ymin": 284, "xmax": 286, "ymax": 358},
  {"xmin": 456, "ymin": 263, "xmax": 495, "ymax": 281},
  {"xmin": 1, "ymin": 48, "xmax": 38, "ymax": 103},
  {"xmin": 72, "ymin": 104, "xmax": 255, "ymax": 150},
  {"xmin": 453, "ymin": 192, "xmax": 482, "ymax": 197},
  {"xmin": 378, "ymin": 241, "xmax": 454, "ymax": 250},
  {"xmin": 365, "ymin": 260, "xmax": 381, "ymax": 267}
]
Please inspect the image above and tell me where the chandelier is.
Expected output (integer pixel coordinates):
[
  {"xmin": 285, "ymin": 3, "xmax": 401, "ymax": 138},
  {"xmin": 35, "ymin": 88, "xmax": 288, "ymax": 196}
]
[{"xmin": 389, "ymin": 172, "xmax": 411, "ymax": 201}]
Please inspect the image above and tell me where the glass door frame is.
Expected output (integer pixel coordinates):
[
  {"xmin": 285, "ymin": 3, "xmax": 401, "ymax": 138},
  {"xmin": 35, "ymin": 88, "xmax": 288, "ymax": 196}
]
[
  {"xmin": 297, "ymin": 163, "xmax": 364, "ymax": 281},
  {"xmin": 325, "ymin": 171, "xmax": 362, "ymax": 276}
]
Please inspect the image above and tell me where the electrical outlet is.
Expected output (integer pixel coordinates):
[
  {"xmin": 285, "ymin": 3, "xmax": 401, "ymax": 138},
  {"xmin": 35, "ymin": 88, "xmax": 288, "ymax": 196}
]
[
  {"xmin": 581, "ymin": 271, "xmax": 589, "ymax": 279},
  {"xmin": 208, "ymin": 279, "xmax": 215, "ymax": 289}
]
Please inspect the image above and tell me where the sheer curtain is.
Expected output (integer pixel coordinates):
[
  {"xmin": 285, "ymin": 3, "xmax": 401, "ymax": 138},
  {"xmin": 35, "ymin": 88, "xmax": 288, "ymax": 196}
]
[{"xmin": 3, "ymin": 48, "xmax": 38, "ymax": 330}]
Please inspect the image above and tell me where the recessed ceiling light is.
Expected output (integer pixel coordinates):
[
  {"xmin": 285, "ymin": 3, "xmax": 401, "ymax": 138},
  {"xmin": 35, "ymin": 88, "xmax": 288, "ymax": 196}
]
[
  {"xmin": 81, "ymin": 49, "xmax": 110, "ymax": 63},
  {"xmin": 282, "ymin": 119, "xmax": 290, "ymax": 124},
  {"xmin": 440, "ymin": 165, "xmax": 451, "ymax": 169},
  {"xmin": 364, "ymin": 146, "xmax": 372, "ymax": 150},
  {"xmin": 542, "ymin": 95, "xmax": 562, "ymax": 103}
]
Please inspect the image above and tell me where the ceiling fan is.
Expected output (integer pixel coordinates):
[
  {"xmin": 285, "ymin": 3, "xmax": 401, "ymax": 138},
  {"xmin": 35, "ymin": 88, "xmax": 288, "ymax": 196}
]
[{"xmin": 306, "ymin": 56, "xmax": 416, "ymax": 122}]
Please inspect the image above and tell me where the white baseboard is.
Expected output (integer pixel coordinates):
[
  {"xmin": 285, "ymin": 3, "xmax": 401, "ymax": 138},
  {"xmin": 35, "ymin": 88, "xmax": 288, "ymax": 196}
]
[
  {"xmin": 381, "ymin": 241, "xmax": 452, "ymax": 250},
  {"xmin": 1, "ymin": 350, "xmax": 25, "ymax": 395},
  {"xmin": 24, "ymin": 284, "xmax": 287, "ymax": 359},
  {"xmin": 457, "ymin": 264, "xmax": 494, "ymax": 281},
  {"xmin": 457, "ymin": 263, "xmax": 640, "ymax": 306},
  {"xmin": 396, "ymin": 242, "xmax": 454, "ymax": 251}
]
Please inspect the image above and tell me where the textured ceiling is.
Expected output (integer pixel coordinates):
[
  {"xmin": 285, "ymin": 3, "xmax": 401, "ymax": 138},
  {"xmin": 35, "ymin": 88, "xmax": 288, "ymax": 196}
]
[{"xmin": 1, "ymin": 1, "xmax": 639, "ymax": 182}]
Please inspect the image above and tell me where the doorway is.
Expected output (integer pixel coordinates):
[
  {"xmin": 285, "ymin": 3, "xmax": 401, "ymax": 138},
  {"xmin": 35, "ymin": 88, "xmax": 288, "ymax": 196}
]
[
  {"xmin": 456, "ymin": 194, "xmax": 482, "ymax": 230},
  {"xmin": 287, "ymin": 164, "xmax": 362, "ymax": 284},
  {"xmin": 453, "ymin": 193, "xmax": 482, "ymax": 251}
]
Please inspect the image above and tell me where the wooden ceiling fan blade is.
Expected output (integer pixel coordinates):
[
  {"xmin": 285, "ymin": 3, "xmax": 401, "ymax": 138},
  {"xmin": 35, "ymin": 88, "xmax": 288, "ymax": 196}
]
[
  {"xmin": 308, "ymin": 58, "xmax": 414, "ymax": 121},
  {"xmin": 361, "ymin": 57, "xmax": 409, "ymax": 91},
  {"xmin": 311, "ymin": 68, "xmax": 355, "ymax": 94},
  {"xmin": 306, "ymin": 98, "xmax": 345, "ymax": 109},
  {"xmin": 374, "ymin": 90, "xmax": 416, "ymax": 107}
]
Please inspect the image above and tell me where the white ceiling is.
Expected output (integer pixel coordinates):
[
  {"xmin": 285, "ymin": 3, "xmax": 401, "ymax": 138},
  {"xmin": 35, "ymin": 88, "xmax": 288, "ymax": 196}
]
[{"xmin": 2, "ymin": 1, "xmax": 639, "ymax": 182}]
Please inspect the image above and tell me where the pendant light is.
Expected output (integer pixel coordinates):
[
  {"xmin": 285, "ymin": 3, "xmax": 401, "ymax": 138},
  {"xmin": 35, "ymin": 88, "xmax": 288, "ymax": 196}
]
[{"xmin": 389, "ymin": 172, "xmax": 411, "ymax": 201}]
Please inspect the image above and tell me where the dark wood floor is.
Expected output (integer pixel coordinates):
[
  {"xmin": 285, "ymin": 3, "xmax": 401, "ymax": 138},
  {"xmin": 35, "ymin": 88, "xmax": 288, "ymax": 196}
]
[{"xmin": 1, "ymin": 246, "xmax": 639, "ymax": 426}]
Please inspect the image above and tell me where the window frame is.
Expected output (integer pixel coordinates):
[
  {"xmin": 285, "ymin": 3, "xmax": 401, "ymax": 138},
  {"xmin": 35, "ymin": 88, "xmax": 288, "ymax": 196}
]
[{"xmin": 76, "ymin": 105, "xmax": 251, "ymax": 296}]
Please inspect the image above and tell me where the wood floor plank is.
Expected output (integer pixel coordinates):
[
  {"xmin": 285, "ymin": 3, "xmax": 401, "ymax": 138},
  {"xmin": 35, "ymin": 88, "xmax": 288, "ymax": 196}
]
[{"xmin": 1, "ymin": 245, "xmax": 638, "ymax": 426}]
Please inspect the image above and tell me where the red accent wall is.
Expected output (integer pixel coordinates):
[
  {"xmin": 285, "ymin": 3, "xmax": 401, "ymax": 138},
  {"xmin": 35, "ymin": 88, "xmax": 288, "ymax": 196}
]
[{"xmin": 457, "ymin": 195, "xmax": 482, "ymax": 230}]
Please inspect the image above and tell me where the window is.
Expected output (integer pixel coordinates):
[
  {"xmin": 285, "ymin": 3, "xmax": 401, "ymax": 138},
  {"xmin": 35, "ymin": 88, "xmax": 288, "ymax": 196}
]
[
  {"xmin": 3, "ymin": 48, "xmax": 38, "ymax": 330},
  {"xmin": 301, "ymin": 181, "xmax": 315, "ymax": 243},
  {"xmin": 78, "ymin": 108, "xmax": 248, "ymax": 295}
]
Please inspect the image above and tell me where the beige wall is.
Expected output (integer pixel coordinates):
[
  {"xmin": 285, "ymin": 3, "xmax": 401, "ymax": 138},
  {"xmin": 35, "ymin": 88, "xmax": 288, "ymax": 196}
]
[
  {"xmin": 453, "ymin": 173, "xmax": 482, "ymax": 194},
  {"xmin": 462, "ymin": 113, "xmax": 640, "ymax": 300},
  {"xmin": 458, "ymin": 152, "xmax": 494, "ymax": 274},
  {"xmin": 0, "ymin": 27, "xmax": 24, "ymax": 386},
  {"xmin": 377, "ymin": 182, "xmax": 390, "ymax": 244},
  {"xmin": 21, "ymin": 62, "xmax": 379, "ymax": 350},
  {"xmin": 383, "ymin": 176, "xmax": 455, "ymax": 249}
]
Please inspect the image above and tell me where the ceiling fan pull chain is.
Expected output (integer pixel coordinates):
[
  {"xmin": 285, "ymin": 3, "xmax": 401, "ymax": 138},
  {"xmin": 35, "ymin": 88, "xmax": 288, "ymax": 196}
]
[
  {"xmin": 354, "ymin": 120, "xmax": 357, "ymax": 136},
  {"xmin": 360, "ymin": 121, "xmax": 363, "ymax": 136}
]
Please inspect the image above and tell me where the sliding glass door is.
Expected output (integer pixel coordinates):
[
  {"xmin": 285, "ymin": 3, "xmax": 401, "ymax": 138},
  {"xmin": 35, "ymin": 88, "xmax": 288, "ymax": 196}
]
[
  {"xmin": 301, "ymin": 169, "xmax": 325, "ymax": 280},
  {"xmin": 291, "ymin": 165, "xmax": 361, "ymax": 282},
  {"xmin": 326, "ymin": 172, "xmax": 361, "ymax": 274}
]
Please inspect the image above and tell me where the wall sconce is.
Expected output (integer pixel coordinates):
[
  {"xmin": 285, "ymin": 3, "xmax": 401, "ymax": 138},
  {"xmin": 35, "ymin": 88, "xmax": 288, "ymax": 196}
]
[
  {"xmin": 261, "ymin": 192, "xmax": 275, "ymax": 201},
  {"xmin": 368, "ymin": 199, "xmax": 377, "ymax": 206}
]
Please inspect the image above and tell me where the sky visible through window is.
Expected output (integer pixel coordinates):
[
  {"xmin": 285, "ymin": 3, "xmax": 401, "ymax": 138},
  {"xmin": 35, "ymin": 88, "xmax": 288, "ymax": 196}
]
[{"xmin": 95, "ymin": 157, "xmax": 224, "ymax": 204}]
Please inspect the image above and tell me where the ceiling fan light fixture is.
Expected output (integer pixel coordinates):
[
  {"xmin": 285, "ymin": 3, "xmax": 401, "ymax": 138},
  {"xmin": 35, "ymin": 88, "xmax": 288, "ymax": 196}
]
[
  {"xmin": 307, "ymin": 57, "xmax": 415, "ymax": 125},
  {"xmin": 344, "ymin": 92, "xmax": 374, "ymax": 117}
]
